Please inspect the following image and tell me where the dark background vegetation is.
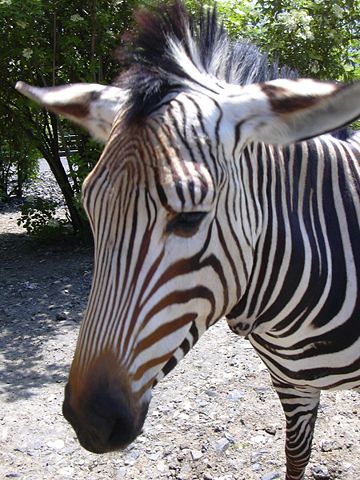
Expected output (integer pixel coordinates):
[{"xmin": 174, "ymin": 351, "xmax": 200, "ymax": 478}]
[{"xmin": 0, "ymin": 0, "xmax": 359, "ymax": 241}]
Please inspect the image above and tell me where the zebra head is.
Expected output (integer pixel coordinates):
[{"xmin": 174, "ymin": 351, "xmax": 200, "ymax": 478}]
[{"xmin": 16, "ymin": 1, "xmax": 360, "ymax": 455}]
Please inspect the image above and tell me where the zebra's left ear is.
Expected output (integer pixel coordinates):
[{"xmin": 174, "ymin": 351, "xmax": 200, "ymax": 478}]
[
  {"xmin": 235, "ymin": 79, "xmax": 360, "ymax": 144},
  {"xmin": 15, "ymin": 81, "xmax": 127, "ymax": 142}
]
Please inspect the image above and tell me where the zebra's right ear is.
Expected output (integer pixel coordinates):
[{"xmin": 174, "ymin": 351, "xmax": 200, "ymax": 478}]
[{"xmin": 15, "ymin": 81, "xmax": 127, "ymax": 142}]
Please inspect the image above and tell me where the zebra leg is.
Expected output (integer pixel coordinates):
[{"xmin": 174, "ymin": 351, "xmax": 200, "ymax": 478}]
[{"xmin": 272, "ymin": 379, "xmax": 320, "ymax": 480}]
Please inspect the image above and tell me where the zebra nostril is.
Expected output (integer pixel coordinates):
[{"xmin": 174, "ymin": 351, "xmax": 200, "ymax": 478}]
[{"xmin": 62, "ymin": 382, "xmax": 147, "ymax": 453}]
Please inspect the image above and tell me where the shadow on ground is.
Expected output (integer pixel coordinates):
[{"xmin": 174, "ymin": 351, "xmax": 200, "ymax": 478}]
[{"xmin": 0, "ymin": 230, "xmax": 93, "ymax": 402}]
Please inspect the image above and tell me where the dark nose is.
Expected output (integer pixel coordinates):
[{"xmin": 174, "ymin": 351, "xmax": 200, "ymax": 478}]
[{"xmin": 63, "ymin": 382, "xmax": 148, "ymax": 453}]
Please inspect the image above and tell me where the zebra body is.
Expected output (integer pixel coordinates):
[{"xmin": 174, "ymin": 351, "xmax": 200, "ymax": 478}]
[
  {"xmin": 230, "ymin": 135, "xmax": 360, "ymax": 389},
  {"xmin": 16, "ymin": 2, "xmax": 360, "ymax": 479}
]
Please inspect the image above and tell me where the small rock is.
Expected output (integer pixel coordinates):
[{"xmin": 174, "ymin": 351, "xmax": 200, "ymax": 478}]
[
  {"xmin": 203, "ymin": 475, "xmax": 213, "ymax": 480},
  {"xmin": 251, "ymin": 450, "xmax": 267, "ymax": 463},
  {"xmin": 0, "ymin": 426, "xmax": 8, "ymax": 441},
  {"xmin": 319, "ymin": 439, "xmax": 340, "ymax": 452},
  {"xmin": 23, "ymin": 281, "xmax": 38, "ymax": 290},
  {"xmin": 250, "ymin": 434, "xmax": 268, "ymax": 445},
  {"xmin": 57, "ymin": 466, "xmax": 74, "ymax": 476},
  {"xmin": 116, "ymin": 467, "xmax": 127, "ymax": 476},
  {"xmin": 205, "ymin": 389, "xmax": 218, "ymax": 398},
  {"xmin": 147, "ymin": 452, "xmax": 161, "ymax": 461},
  {"xmin": 262, "ymin": 472, "xmax": 280, "ymax": 480},
  {"xmin": 163, "ymin": 447, "xmax": 173, "ymax": 457},
  {"xmin": 47, "ymin": 439, "xmax": 65, "ymax": 450},
  {"xmin": 124, "ymin": 448, "xmax": 140, "ymax": 465},
  {"xmin": 178, "ymin": 464, "xmax": 192, "ymax": 479},
  {"xmin": 227, "ymin": 390, "xmax": 245, "ymax": 402},
  {"xmin": 224, "ymin": 432, "xmax": 235, "ymax": 443},
  {"xmin": 156, "ymin": 461, "xmax": 168, "ymax": 472},
  {"xmin": 264, "ymin": 425, "xmax": 277, "ymax": 435},
  {"xmin": 214, "ymin": 438, "xmax": 231, "ymax": 453},
  {"xmin": 182, "ymin": 400, "xmax": 192, "ymax": 410},
  {"xmin": 30, "ymin": 440, "xmax": 43, "ymax": 450},
  {"xmin": 177, "ymin": 412, "xmax": 189, "ymax": 421},
  {"xmin": 191, "ymin": 449, "xmax": 203, "ymax": 460},
  {"xmin": 311, "ymin": 465, "xmax": 330, "ymax": 479}
]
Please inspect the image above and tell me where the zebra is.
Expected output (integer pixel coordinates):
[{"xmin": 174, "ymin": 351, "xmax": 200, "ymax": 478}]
[{"xmin": 16, "ymin": 2, "xmax": 360, "ymax": 479}]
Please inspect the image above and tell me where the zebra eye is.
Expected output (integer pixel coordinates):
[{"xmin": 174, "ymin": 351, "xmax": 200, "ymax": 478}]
[{"xmin": 166, "ymin": 212, "xmax": 207, "ymax": 237}]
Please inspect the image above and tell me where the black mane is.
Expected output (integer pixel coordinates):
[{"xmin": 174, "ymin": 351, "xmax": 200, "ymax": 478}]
[
  {"xmin": 116, "ymin": 0, "xmax": 351, "ymax": 141},
  {"xmin": 116, "ymin": 1, "xmax": 297, "ymax": 124}
]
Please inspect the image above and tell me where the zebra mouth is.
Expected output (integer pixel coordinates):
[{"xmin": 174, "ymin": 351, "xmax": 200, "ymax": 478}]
[{"xmin": 63, "ymin": 382, "xmax": 150, "ymax": 453}]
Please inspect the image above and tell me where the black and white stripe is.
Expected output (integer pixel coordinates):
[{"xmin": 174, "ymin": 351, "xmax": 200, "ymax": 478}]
[{"xmin": 44, "ymin": 1, "xmax": 360, "ymax": 475}]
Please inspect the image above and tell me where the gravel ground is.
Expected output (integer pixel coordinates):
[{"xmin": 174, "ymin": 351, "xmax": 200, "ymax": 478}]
[{"xmin": 1, "ymin": 170, "xmax": 360, "ymax": 480}]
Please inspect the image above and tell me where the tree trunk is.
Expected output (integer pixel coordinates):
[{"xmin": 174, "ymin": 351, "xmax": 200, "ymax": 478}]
[
  {"xmin": 43, "ymin": 148, "xmax": 91, "ymax": 241},
  {"xmin": 38, "ymin": 112, "xmax": 91, "ymax": 241}
]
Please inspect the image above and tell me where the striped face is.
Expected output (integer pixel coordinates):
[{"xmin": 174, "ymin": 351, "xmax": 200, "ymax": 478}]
[{"xmin": 62, "ymin": 91, "xmax": 253, "ymax": 452}]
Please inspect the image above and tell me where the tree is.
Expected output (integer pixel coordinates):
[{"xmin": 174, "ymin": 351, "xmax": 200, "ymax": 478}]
[
  {"xmin": 186, "ymin": 0, "xmax": 360, "ymax": 81},
  {"xmin": 0, "ymin": 136, "xmax": 38, "ymax": 201},
  {"xmin": 0, "ymin": 0, "xmax": 138, "ymax": 237},
  {"xmin": 1, "ymin": 0, "xmax": 359, "ymax": 236},
  {"xmin": 252, "ymin": 0, "xmax": 360, "ymax": 80}
]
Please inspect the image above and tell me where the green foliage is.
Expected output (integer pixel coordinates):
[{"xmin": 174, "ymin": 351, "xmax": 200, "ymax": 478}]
[
  {"xmin": 186, "ymin": 0, "xmax": 360, "ymax": 81},
  {"xmin": 253, "ymin": 0, "xmax": 360, "ymax": 80},
  {"xmin": 17, "ymin": 197, "xmax": 69, "ymax": 241},
  {"xmin": 0, "ymin": 128, "xmax": 39, "ymax": 200},
  {"xmin": 0, "ymin": 0, "xmax": 140, "ymax": 237},
  {"xmin": 67, "ymin": 136, "xmax": 103, "ymax": 193},
  {"xmin": 0, "ymin": 0, "xmax": 138, "ymax": 87}
]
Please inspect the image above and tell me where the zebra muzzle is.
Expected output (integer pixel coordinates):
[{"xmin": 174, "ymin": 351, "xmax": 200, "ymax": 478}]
[
  {"xmin": 63, "ymin": 381, "xmax": 149, "ymax": 453},
  {"xmin": 62, "ymin": 353, "xmax": 149, "ymax": 453}
]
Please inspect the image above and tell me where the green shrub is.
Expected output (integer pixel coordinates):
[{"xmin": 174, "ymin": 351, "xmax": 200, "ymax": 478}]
[
  {"xmin": 17, "ymin": 197, "xmax": 70, "ymax": 241},
  {"xmin": 0, "ymin": 137, "xmax": 39, "ymax": 201}
]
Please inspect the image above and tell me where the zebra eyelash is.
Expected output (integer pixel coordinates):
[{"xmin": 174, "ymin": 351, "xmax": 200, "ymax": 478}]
[{"xmin": 166, "ymin": 211, "xmax": 207, "ymax": 237}]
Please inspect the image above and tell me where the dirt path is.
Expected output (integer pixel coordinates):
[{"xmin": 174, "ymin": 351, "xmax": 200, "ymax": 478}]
[{"xmin": 0, "ymin": 208, "xmax": 360, "ymax": 480}]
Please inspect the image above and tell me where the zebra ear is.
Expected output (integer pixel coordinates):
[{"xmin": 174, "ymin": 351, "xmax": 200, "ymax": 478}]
[
  {"xmin": 238, "ymin": 79, "xmax": 360, "ymax": 144},
  {"xmin": 15, "ymin": 81, "xmax": 126, "ymax": 142}
]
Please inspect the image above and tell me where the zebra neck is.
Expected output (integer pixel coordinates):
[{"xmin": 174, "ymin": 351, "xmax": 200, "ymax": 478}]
[{"xmin": 227, "ymin": 135, "xmax": 360, "ymax": 339}]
